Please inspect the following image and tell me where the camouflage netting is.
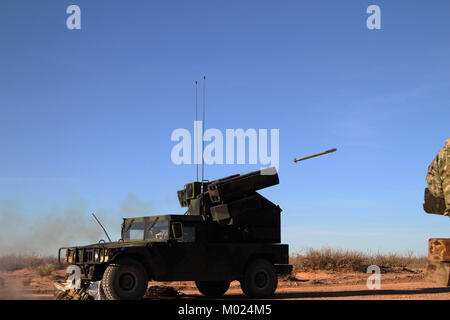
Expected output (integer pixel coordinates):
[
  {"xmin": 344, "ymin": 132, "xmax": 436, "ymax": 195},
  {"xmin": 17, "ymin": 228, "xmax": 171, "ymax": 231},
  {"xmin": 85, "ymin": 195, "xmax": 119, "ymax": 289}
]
[
  {"xmin": 425, "ymin": 138, "xmax": 450, "ymax": 216},
  {"xmin": 56, "ymin": 289, "xmax": 91, "ymax": 300},
  {"xmin": 55, "ymin": 285, "xmax": 182, "ymax": 299},
  {"xmin": 146, "ymin": 285, "xmax": 181, "ymax": 297}
]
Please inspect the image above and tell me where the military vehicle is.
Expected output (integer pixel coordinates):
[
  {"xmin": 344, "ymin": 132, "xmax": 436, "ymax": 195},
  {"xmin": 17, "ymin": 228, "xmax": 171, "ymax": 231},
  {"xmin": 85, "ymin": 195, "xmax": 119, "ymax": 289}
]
[{"xmin": 56, "ymin": 167, "xmax": 292, "ymax": 300}]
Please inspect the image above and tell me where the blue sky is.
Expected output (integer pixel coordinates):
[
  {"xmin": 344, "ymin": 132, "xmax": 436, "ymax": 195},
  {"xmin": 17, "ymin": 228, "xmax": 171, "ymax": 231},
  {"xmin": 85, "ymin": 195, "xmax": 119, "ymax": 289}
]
[{"xmin": 0, "ymin": 0, "xmax": 449, "ymax": 255}]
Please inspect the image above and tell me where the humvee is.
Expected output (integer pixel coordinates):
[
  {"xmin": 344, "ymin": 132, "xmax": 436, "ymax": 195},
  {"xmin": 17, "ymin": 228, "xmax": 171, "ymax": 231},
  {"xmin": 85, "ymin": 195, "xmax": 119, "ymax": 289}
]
[{"xmin": 57, "ymin": 167, "xmax": 292, "ymax": 299}]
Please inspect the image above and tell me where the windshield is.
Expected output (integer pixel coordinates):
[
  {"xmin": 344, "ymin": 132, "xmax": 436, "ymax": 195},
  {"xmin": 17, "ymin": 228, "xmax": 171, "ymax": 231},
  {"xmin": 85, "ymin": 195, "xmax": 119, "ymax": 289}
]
[
  {"xmin": 146, "ymin": 220, "xmax": 169, "ymax": 240},
  {"xmin": 122, "ymin": 218, "xmax": 169, "ymax": 241},
  {"xmin": 123, "ymin": 221, "xmax": 145, "ymax": 240}
]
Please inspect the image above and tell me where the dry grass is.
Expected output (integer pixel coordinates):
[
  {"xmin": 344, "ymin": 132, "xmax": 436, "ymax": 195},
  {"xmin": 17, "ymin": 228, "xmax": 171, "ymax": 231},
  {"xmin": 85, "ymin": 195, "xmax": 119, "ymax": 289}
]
[
  {"xmin": 0, "ymin": 249, "xmax": 428, "ymax": 275},
  {"xmin": 35, "ymin": 264, "xmax": 55, "ymax": 277},
  {"xmin": 290, "ymin": 248, "xmax": 427, "ymax": 273},
  {"xmin": 0, "ymin": 254, "xmax": 61, "ymax": 272}
]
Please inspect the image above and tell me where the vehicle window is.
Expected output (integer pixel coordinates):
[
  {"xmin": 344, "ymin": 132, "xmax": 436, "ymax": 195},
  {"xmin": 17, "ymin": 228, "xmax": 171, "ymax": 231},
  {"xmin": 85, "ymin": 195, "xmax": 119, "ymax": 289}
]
[
  {"xmin": 182, "ymin": 226, "xmax": 196, "ymax": 242},
  {"xmin": 123, "ymin": 222, "xmax": 145, "ymax": 240},
  {"xmin": 146, "ymin": 220, "xmax": 169, "ymax": 240}
]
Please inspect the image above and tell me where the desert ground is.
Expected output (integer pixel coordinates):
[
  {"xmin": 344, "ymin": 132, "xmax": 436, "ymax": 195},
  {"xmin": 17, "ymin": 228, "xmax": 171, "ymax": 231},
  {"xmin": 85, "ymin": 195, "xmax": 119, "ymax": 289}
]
[
  {"xmin": 1, "ymin": 265, "xmax": 449, "ymax": 300},
  {"xmin": 1, "ymin": 249, "xmax": 447, "ymax": 300}
]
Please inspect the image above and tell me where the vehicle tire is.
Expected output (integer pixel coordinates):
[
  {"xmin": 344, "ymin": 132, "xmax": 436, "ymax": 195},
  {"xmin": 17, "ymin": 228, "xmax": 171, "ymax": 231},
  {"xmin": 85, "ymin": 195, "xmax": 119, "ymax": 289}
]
[
  {"xmin": 195, "ymin": 280, "xmax": 230, "ymax": 297},
  {"xmin": 241, "ymin": 259, "xmax": 277, "ymax": 298},
  {"xmin": 101, "ymin": 258, "xmax": 148, "ymax": 300},
  {"xmin": 98, "ymin": 283, "xmax": 107, "ymax": 300}
]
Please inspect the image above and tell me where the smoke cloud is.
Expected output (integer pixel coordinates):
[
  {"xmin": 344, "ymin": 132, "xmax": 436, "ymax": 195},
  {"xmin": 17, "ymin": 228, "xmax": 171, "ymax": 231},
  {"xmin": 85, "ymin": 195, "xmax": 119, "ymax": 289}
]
[{"xmin": 0, "ymin": 193, "xmax": 152, "ymax": 256}]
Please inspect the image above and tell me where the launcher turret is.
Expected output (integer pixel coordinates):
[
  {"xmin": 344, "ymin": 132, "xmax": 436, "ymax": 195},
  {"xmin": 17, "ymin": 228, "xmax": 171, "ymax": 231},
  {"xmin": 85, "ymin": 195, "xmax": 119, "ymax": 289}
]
[{"xmin": 177, "ymin": 167, "xmax": 282, "ymax": 242}]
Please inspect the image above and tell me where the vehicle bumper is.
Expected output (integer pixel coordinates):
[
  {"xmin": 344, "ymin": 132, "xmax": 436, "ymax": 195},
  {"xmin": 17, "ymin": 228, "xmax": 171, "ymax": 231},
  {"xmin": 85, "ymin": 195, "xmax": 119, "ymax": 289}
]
[{"xmin": 274, "ymin": 264, "xmax": 293, "ymax": 275}]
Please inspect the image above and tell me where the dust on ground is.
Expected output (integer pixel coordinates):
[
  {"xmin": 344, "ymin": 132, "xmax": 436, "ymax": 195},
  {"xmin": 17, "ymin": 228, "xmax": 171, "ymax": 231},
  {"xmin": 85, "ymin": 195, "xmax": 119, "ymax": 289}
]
[
  {"xmin": 1, "ymin": 267, "xmax": 449, "ymax": 300},
  {"xmin": 0, "ymin": 268, "xmax": 65, "ymax": 300}
]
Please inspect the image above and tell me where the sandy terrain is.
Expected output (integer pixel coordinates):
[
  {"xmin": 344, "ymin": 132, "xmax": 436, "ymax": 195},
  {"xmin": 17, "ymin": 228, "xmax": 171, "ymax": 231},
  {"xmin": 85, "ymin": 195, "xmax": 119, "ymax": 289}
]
[
  {"xmin": 1, "ymin": 268, "xmax": 449, "ymax": 300},
  {"xmin": 0, "ymin": 268, "xmax": 65, "ymax": 300},
  {"xmin": 149, "ymin": 269, "xmax": 450, "ymax": 300}
]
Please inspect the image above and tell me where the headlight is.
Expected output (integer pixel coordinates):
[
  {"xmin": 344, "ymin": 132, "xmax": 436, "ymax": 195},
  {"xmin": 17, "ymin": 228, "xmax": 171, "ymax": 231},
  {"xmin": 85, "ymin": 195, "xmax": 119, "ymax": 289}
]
[
  {"xmin": 67, "ymin": 250, "xmax": 73, "ymax": 263},
  {"xmin": 103, "ymin": 249, "xmax": 110, "ymax": 262},
  {"xmin": 99, "ymin": 249, "xmax": 106, "ymax": 263},
  {"xmin": 94, "ymin": 248, "xmax": 106, "ymax": 262}
]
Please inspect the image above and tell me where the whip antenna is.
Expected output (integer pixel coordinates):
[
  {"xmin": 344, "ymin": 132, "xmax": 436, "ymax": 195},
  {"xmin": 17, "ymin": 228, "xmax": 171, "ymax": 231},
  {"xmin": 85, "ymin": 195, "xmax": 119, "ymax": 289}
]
[
  {"xmin": 195, "ymin": 80, "xmax": 198, "ymax": 182},
  {"xmin": 92, "ymin": 213, "xmax": 112, "ymax": 242},
  {"xmin": 202, "ymin": 76, "xmax": 206, "ymax": 190}
]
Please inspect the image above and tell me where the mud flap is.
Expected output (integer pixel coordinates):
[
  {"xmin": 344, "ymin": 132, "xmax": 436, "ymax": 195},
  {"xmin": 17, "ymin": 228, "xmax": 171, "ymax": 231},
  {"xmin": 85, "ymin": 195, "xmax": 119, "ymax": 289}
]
[{"xmin": 274, "ymin": 264, "xmax": 293, "ymax": 275}]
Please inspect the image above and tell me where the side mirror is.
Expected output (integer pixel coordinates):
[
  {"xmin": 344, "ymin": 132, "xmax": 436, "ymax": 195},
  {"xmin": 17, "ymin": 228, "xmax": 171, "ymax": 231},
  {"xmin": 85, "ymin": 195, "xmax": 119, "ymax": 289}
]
[{"xmin": 171, "ymin": 222, "xmax": 183, "ymax": 241}]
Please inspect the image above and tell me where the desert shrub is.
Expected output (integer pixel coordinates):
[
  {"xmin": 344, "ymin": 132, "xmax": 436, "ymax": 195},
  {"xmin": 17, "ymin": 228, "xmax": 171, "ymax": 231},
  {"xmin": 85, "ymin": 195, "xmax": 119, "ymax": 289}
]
[
  {"xmin": 291, "ymin": 248, "xmax": 427, "ymax": 273},
  {"xmin": 35, "ymin": 264, "xmax": 55, "ymax": 277},
  {"xmin": 365, "ymin": 250, "xmax": 427, "ymax": 269},
  {"xmin": 0, "ymin": 254, "xmax": 59, "ymax": 272}
]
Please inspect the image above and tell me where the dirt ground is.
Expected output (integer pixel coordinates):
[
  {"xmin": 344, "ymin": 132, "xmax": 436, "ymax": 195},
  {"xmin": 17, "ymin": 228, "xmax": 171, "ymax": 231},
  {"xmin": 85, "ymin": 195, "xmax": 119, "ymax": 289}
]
[{"xmin": 1, "ymin": 267, "xmax": 449, "ymax": 300}]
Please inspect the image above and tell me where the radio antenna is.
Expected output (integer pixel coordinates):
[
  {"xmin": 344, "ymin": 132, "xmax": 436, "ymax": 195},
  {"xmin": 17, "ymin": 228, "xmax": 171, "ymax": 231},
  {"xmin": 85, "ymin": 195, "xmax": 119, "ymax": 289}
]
[
  {"xmin": 92, "ymin": 213, "xmax": 112, "ymax": 242},
  {"xmin": 195, "ymin": 80, "xmax": 198, "ymax": 182},
  {"xmin": 202, "ymin": 76, "xmax": 206, "ymax": 190}
]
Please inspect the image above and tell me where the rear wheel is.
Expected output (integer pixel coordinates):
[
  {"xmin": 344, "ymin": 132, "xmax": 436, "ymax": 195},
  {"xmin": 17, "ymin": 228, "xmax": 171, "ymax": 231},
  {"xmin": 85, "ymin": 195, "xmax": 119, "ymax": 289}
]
[
  {"xmin": 241, "ymin": 259, "xmax": 277, "ymax": 298},
  {"xmin": 101, "ymin": 258, "xmax": 148, "ymax": 300},
  {"xmin": 195, "ymin": 280, "xmax": 230, "ymax": 297}
]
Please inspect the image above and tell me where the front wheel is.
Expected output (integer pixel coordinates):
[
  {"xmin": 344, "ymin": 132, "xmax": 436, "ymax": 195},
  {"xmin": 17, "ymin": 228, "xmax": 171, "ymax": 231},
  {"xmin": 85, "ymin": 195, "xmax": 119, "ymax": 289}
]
[
  {"xmin": 195, "ymin": 280, "xmax": 230, "ymax": 297},
  {"xmin": 241, "ymin": 259, "xmax": 277, "ymax": 298},
  {"xmin": 101, "ymin": 258, "xmax": 148, "ymax": 300}
]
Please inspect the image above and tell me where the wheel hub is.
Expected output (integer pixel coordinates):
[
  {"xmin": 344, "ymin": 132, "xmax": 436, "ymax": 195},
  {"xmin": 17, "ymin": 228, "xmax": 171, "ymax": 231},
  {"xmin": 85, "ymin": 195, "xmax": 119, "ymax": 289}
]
[
  {"xmin": 119, "ymin": 273, "xmax": 136, "ymax": 291},
  {"xmin": 254, "ymin": 270, "xmax": 269, "ymax": 288}
]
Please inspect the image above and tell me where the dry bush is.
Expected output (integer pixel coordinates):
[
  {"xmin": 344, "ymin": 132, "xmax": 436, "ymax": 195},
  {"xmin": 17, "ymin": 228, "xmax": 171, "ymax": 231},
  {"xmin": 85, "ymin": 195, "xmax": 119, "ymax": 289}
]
[
  {"xmin": 365, "ymin": 250, "xmax": 427, "ymax": 270},
  {"xmin": 0, "ymin": 254, "xmax": 60, "ymax": 272},
  {"xmin": 290, "ymin": 248, "xmax": 427, "ymax": 273},
  {"xmin": 35, "ymin": 264, "xmax": 55, "ymax": 277}
]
